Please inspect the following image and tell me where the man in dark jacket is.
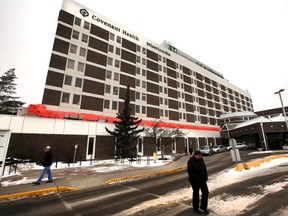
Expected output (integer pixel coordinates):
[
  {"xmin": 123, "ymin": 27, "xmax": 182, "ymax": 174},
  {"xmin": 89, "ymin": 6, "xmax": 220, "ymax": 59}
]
[
  {"xmin": 33, "ymin": 146, "xmax": 53, "ymax": 185},
  {"xmin": 187, "ymin": 150, "xmax": 209, "ymax": 214}
]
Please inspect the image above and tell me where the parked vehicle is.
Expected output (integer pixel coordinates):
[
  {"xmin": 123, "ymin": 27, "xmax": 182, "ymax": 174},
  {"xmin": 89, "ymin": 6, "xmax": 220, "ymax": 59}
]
[
  {"xmin": 199, "ymin": 146, "xmax": 214, "ymax": 156},
  {"xmin": 212, "ymin": 145, "xmax": 226, "ymax": 153},
  {"xmin": 227, "ymin": 143, "xmax": 248, "ymax": 151}
]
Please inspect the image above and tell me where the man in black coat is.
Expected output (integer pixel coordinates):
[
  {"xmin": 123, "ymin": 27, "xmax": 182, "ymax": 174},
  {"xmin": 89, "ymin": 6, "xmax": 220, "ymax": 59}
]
[
  {"xmin": 187, "ymin": 150, "xmax": 209, "ymax": 214},
  {"xmin": 33, "ymin": 146, "xmax": 53, "ymax": 185}
]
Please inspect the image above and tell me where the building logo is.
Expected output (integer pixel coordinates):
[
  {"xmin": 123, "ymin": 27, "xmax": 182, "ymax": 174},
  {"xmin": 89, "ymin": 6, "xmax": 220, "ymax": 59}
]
[{"xmin": 80, "ymin": 9, "xmax": 89, "ymax": 17}]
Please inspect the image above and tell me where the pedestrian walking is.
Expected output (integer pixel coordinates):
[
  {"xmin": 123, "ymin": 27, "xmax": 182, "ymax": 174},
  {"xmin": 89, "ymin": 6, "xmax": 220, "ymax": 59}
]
[
  {"xmin": 33, "ymin": 146, "xmax": 53, "ymax": 185},
  {"xmin": 187, "ymin": 150, "xmax": 209, "ymax": 214}
]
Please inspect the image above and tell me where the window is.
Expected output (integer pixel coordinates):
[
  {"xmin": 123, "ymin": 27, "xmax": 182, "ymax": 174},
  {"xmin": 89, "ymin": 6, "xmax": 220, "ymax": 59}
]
[
  {"xmin": 105, "ymin": 85, "xmax": 111, "ymax": 94},
  {"xmin": 164, "ymin": 87, "xmax": 167, "ymax": 94},
  {"xmin": 163, "ymin": 57, "xmax": 166, "ymax": 63},
  {"xmin": 77, "ymin": 62, "xmax": 85, "ymax": 72},
  {"xmin": 136, "ymin": 105, "xmax": 140, "ymax": 113},
  {"xmin": 159, "ymin": 86, "xmax": 163, "ymax": 93},
  {"xmin": 136, "ymin": 56, "xmax": 141, "ymax": 63},
  {"xmin": 82, "ymin": 34, "xmax": 88, "ymax": 43},
  {"xmin": 75, "ymin": 78, "xmax": 82, "ymax": 88},
  {"xmin": 142, "ymin": 81, "xmax": 146, "ymax": 89},
  {"xmin": 87, "ymin": 137, "xmax": 94, "ymax": 155},
  {"xmin": 113, "ymin": 86, "xmax": 118, "ymax": 95},
  {"xmin": 136, "ymin": 67, "xmax": 140, "ymax": 74},
  {"xmin": 109, "ymin": 33, "xmax": 115, "ymax": 41},
  {"xmin": 163, "ymin": 67, "xmax": 167, "ymax": 73},
  {"xmin": 137, "ymin": 45, "xmax": 141, "ymax": 52},
  {"xmin": 138, "ymin": 138, "xmax": 143, "ymax": 153},
  {"xmin": 104, "ymin": 100, "xmax": 110, "ymax": 109},
  {"xmin": 158, "ymin": 55, "xmax": 162, "ymax": 61},
  {"xmin": 106, "ymin": 70, "xmax": 112, "ymax": 79},
  {"xmin": 116, "ymin": 47, "xmax": 121, "ymax": 55},
  {"xmin": 64, "ymin": 75, "xmax": 72, "ymax": 85},
  {"xmin": 74, "ymin": 17, "xmax": 81, "ymax": 26},
  {"xmin": 108, "ymin": 45, "xmax": 114, "ymax": 53},
  {"xmin": 136, "ymin": 92, "xmax": 140, "ymax": 100},
  {"xmin": 160, "ymin": 98, "xmax": 163, "ymax": 104},
  {"xmin": 61, "ymin": 92, "xmax": 70, "ymax": 103},
  {"xmin": 164, "ymin": 98, "xmax": 168, "ymax": 105},
  {"xmin": 84, "ymin": 21, "xmax": 90, "ymax": 30},
  {"xmin": 163, "ymin": 77, "xmax": 167, "ymax": 83},
  {"xmin": 72, "ymin": 30, "xmax": 79, "ymax": 40},
  {"xmin": 136, "ymin": 79, "xmax": 140, "ymax": 87},
  {"xmin": 142, "ymin": 69, "xmax": 146, "ymax": 76},
  {"xmin": 142, "ymin": 58, "xmax": 146, "ymax": 65},
  {"xmin": 70, "ymin": 44, "xmax": 77, "ymax": 54},
  {"xmin": 107, "ymin": 57, "xmax": 113, "ymax": 66},
  {"xmin": 142, "ymin": 106, "xmax": 146, "ymax": 114},
  {"xmin": 142, "ymin": 93, "xmax": 146, "ymax": 101},
  {"xmin": 142, "ymin": 48, "xmax": 146, "ymax": 54},
  {"xmin": 80, "ymin": 47, "xmax": 86, "ymax": 57},
  {"xmin": 67, "ymin": 59, "xmax": 75, "ymax": 69},
  {"xmin": 112, "ymin": 101, "xmax": 118, "ymax": 110},
  {"xmin": 158, "ymin": 65, "xmax": 162, "ymax": 71},
  {"xmin": 73, "ymin": 94, "xmax": 80, "ymax": 105},
  {"xmin": 165, "ymin": 110, "xmax": 168, "ymax": 117},
  {"xmin": 116, "ymin": 36, "xmax": 121, "ymax": 43},
  {"xmin": 115, "ymin": 60, "xmax": 120, "ymax": 68},
  {"xmin": 114, "ymin": 73, "xmax": 119, "ymax": 81},
  {"xmin": 160, "ymin": 110, "xmax": 163, "ymax": 116}
]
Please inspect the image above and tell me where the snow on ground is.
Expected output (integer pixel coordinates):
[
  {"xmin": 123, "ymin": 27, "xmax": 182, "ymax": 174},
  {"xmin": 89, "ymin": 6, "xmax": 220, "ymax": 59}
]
[
  {"xmin": 0, "ymin": 155, "xmax": 173, "ymax": 186},
  {"xmin": 115, "ymin": 154, "xmax": 288, "ymax": 216},
  {"xmin": 1, "ymin": 152, "xmax": 288, "ymax": 215}
]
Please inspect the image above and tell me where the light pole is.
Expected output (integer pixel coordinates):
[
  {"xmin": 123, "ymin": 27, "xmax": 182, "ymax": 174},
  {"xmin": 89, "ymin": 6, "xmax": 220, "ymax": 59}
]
[{"xmin": 274, "ymin": 89, "xmax": 288, "ymax": 131}]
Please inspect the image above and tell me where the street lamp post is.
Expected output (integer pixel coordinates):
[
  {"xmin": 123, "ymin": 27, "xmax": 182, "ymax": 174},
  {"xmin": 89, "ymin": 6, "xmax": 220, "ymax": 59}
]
[{"xmin": 274, "ymin": 89, "xmax": 288, "ymax": 131}]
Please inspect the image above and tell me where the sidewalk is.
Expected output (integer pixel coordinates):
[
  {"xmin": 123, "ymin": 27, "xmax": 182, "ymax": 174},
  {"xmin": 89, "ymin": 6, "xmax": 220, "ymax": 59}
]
[{"xmin": 0, "ymin": 155, "xmax": 191, "ymax": 200}]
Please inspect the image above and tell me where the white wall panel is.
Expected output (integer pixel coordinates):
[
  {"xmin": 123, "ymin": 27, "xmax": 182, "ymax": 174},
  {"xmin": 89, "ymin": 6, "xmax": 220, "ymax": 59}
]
[{"xmin": 63, "ymin": 120, "xmax": 89, "ymax": 135}]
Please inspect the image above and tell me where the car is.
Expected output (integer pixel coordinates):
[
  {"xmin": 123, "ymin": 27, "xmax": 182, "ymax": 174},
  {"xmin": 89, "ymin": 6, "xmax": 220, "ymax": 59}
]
[
  {"xmin": 199, "ymin": 146, "xmax": 214, "ymax": 156},
  {"xmin": 227, "ymin": 143, "xmax": 248, "ymax": 151},
  {"xmin": 212, "ymin": 145, "xmax": 226, "ymax": 153}
]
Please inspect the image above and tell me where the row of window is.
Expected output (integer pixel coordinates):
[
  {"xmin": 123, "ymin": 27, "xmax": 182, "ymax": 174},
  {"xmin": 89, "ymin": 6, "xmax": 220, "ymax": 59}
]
[
  {"xmin": 60, "ymin": 91, "xmax": 216, "ymax": 123},
  {"xmin": 70, "ymin": 21, "xmax": 250, "ymax": 105},
  {"xmin": 62, "ymin": 73, "xmax": 249, "ymax": 111},
  {"xmin": 73, "ymin": 16, "xmax": 250, "ymax": 103},
  {"xmin": 62, "ymin": 17, "xmax": 252, "ymax": 112}
]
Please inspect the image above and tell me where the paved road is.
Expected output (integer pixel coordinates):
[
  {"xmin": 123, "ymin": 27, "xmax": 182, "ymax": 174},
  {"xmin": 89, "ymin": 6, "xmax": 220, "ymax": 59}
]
[{"xmin": 0, "ymin": 151, "xmax": 287, "ymax": 215}]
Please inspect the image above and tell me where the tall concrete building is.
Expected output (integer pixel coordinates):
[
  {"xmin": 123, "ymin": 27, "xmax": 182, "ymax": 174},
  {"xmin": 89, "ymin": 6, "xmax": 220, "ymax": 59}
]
[
  {"xmin": 43, "ymin": 0, "xmax": 252, "ymax": 120},
  {"xmin": 11, "ymin": 0, "xmax": 253, "ymax": 160}
]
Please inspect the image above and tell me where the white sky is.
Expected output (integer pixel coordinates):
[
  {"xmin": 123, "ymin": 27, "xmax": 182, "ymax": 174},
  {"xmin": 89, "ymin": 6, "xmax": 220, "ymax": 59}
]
[{"xmin": 1, "ymin": 0, "xmax": 288, "ymax": 111}]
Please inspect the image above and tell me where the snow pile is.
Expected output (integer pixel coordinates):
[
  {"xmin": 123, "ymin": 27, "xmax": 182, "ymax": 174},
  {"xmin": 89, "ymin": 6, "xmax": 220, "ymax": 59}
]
[{"xmin": 116, "ymin": 157, "xmax": 288, "ymax": 216}]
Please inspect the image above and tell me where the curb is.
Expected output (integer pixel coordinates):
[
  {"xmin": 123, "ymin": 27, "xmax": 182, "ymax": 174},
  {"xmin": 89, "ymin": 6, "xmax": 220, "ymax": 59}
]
[
  {"xmin": 0, "ymin": 186, "xmax": 75, "ymax": 201},
  {"xmin": 105, "ymin": 165, "xmax": 187, "ymax": 184},
  {"xmin": 235, "ymin": 154, "xmax": 288, "ymax": 171}
]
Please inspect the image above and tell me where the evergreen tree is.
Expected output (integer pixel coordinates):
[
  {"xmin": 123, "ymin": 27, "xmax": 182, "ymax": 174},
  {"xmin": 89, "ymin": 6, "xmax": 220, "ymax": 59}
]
[
  {"xmin": 105, "ymin": 86, "xmax": 144, "ymax": 159},
  {"xmin": 0, "ymin": 68, "xmax": 25, "ymax": 114}
]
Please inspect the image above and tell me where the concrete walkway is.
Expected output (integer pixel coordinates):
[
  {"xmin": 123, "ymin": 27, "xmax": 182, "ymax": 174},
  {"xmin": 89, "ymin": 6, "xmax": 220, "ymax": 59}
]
[
  {"xmin": 0, "ymin": 155, "xmax": 191, "ymax": 200},
  {"xmin": 1, "ymin": 153, "xmax": 287, "ymax": 201}
]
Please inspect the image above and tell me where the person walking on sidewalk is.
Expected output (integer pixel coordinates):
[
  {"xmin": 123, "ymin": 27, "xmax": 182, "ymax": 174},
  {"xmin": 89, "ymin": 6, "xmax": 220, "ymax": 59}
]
[
  {"xmin": 187, "ymin": 150, "xmax": 209, "ymax": 215},
  {"xmin": 33, "ymin": 146, "xmax": 53, "ymax": 185}
]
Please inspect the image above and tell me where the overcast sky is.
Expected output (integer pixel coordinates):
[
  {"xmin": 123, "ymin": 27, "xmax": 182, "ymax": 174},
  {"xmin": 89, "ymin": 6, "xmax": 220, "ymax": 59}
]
[{"xmin": 1, "ymin": 0, "xmax": 288, "ymax": 112}]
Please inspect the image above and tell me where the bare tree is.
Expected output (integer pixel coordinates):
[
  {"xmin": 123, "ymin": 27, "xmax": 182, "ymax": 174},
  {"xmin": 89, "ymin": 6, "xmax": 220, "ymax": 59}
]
[{"xmin": 143, "ymin": 120, "xmax": 186, "ymax": 159}]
